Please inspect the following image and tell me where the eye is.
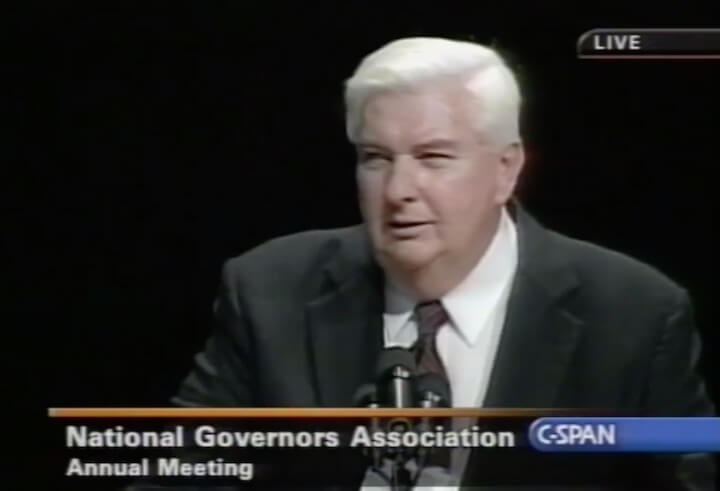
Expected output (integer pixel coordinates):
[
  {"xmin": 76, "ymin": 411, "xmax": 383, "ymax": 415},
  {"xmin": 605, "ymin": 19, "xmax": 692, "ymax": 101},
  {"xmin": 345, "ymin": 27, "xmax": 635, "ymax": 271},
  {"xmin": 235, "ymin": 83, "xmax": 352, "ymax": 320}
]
[
  {"xmin": 420, "ymin": 152, "xmax": 453, "ymax": 159},
  {"xmin": 419, "ymin": 152, "xmax": 454, "ymax": 167},
  {"xmin": 358, "ymin": 151, "xmax": 391, "ymax": 169}
]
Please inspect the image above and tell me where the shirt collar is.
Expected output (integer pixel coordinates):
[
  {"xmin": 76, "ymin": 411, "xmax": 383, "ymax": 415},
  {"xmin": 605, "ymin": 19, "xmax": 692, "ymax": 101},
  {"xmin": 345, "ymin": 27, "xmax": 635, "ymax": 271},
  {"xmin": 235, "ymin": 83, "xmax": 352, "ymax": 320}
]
[
  {"xmin": 383, "ymin": 279, "xmax": 416, "ymax": 347},
  {"xmin": 384, "ymin": 207, "xmax": 518, "ymax": 347}
]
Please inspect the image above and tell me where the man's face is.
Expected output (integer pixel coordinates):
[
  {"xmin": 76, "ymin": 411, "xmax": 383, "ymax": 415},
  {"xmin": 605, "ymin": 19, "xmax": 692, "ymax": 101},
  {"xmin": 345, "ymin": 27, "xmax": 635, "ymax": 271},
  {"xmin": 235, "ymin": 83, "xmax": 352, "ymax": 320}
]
[{"xmin": 355, "ymin": 82, "xmax": 522, "ymax": 276}]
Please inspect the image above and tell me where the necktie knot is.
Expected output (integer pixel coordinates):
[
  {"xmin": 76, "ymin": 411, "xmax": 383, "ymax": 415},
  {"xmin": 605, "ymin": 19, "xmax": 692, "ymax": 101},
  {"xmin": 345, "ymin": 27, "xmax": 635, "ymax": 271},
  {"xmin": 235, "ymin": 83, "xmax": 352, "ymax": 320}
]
[{"xmin": 414, "ymin": 300, "xmax": 449, "ymax": 337}]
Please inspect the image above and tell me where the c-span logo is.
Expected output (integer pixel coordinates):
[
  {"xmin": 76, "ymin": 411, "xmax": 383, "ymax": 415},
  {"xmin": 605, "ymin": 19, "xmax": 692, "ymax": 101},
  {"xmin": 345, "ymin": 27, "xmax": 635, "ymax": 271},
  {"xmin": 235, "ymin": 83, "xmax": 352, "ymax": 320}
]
[
  {"xmin": 529, "ymin": 418, "xmax": 617, "ymax": 452},
  {"xmin": 528, "ymin": 417, "xmax": 720, "ymax": 453}
]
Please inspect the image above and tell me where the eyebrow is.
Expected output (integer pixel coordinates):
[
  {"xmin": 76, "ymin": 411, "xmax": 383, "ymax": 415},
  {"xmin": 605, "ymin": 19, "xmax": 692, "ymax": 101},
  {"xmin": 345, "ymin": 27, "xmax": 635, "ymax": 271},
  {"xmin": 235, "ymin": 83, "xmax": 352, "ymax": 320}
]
[
  {"xmin": 356, "ymin": 142, "xmax": 390, "ymax": 152},
  {"xmin": 413, "ymin": 139, "xmax": 459, "ymax": 151},
  {"xmin": 356, "ymin": 139, "xmax": 459, "ymax": 152}
]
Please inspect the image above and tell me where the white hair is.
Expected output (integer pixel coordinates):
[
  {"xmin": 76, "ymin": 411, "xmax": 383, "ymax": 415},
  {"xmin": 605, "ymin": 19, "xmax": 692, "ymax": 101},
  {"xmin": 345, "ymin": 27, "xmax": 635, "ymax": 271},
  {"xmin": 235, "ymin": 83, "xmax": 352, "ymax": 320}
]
[{"xmin": 344, "ymin": 37, "xmax": 522, "ymax": 146}]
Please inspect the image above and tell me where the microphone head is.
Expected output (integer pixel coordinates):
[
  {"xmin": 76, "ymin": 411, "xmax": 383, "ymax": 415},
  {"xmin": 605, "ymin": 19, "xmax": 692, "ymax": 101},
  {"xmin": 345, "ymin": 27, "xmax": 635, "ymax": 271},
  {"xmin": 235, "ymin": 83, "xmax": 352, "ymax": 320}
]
[
  {"xmin": 374, "ymin": 347, "xmax": 417, "ymax": 380},
  {"xmin": 415, "ymin": 372, "xmax": 451, "ymax": 407},
  {"xmin": 352, "ymin": 383, "xmax": 379, "ymax": 407}
]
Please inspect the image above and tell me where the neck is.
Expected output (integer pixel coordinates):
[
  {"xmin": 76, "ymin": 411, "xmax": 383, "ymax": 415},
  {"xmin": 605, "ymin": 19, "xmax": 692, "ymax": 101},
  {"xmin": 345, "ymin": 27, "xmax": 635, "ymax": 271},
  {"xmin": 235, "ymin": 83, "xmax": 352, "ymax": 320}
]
[{"xmin": 386, "ymin": 210, "xmax": 502, "ymax": 301}]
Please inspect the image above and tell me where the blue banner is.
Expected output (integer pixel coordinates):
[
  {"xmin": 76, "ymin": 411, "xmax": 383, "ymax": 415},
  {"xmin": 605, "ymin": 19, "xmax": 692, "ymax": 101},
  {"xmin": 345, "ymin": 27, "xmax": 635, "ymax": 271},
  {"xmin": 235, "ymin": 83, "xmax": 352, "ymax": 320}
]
[{"xmin": 528, "ymin": 417, "xmax": 720, "ymax": 452}]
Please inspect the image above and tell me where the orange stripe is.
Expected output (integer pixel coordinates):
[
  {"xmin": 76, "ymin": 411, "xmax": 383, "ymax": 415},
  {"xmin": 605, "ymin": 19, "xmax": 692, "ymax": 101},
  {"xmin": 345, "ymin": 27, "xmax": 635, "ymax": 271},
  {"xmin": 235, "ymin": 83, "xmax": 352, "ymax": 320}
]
[{"xmin": 48, "ymin": 407, "xmax": 584, "ymax": 418}]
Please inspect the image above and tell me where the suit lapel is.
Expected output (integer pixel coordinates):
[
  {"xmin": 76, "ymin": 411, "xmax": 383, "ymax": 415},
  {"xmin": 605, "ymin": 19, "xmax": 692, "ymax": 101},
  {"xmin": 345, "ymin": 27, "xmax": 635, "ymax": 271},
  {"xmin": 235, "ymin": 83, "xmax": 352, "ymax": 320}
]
[
  {"xmin": 460, "ymin": 204, "xmax": 586, "ymax": 486},
  {"xmin": 483, "ymin": 203, "xmax": 585, "ymax": 408},
  {"xmin": 483, "ymin": 271, "xmax": 584, "ymax": 407},
  {"xmin": 306, "ymin": 228, "xmax": 384, "ymax": 407}
]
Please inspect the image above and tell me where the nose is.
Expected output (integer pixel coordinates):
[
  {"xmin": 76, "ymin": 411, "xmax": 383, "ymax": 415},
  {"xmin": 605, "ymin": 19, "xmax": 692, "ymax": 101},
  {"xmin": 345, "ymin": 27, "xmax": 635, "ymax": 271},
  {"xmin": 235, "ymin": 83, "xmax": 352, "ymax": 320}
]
[{"xmin": 384, "ymin": 155, "xmax": 418, "ymax": 205}]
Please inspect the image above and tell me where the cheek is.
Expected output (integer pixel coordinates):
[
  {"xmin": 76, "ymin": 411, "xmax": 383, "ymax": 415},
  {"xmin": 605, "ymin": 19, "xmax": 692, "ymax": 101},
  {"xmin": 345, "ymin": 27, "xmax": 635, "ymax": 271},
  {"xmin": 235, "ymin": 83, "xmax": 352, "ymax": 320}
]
[
  {"xmin": 424, "ymin": 180, "xmax": 496, "ymax": 241},
  {"xmin": 429, "ymin": 176, "xmax": 492, "ymax": 217},
  {"xmin": 357, "ymin": 175, "xmax": 383, "ymax": 218}
]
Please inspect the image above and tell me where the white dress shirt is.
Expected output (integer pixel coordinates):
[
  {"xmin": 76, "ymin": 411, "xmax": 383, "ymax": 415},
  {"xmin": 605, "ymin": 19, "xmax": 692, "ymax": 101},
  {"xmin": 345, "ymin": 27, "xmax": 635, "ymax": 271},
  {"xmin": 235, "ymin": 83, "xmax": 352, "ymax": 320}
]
[
  {"xmin": 383, "ymin": 206, "xmax": 518, "ymax": 407},
  {"xmin": 361, "ymin": 208, "xmax": 518, "ymax": 490}
]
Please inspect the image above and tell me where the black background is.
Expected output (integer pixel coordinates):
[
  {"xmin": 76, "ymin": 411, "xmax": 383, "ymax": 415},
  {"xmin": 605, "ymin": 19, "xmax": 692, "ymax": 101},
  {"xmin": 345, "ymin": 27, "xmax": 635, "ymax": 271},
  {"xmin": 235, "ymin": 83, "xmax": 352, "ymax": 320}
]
[{"xmin": 8, "ymin": 2, "xmax": 719, "ymax": 487}]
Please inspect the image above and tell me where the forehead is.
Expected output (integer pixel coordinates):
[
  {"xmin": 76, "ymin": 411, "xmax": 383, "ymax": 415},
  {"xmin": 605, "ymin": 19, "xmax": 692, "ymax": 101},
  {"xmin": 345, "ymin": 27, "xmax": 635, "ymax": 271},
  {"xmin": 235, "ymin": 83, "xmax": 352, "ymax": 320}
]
[{"xmin": 358, "ymin": 84, "xmax": 475, "ymax": 146}]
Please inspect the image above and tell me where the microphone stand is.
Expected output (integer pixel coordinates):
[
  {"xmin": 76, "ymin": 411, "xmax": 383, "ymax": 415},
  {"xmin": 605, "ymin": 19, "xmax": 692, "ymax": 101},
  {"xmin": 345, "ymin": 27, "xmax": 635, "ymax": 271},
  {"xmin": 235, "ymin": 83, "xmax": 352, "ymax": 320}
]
[
  {"xmin": 369, "ymin": 348, "xmax": 420, "ymax": 491},
  {"xmin": 410, "ymin": 374, "xmax": 452, "ymax": 488},
  {"xmin": 390, "ymin": 458, "xmax": 412, "ymax": 491},
  {"xmin": 386, "ymin": 365, "xmax": 415, "ymax": 491}
]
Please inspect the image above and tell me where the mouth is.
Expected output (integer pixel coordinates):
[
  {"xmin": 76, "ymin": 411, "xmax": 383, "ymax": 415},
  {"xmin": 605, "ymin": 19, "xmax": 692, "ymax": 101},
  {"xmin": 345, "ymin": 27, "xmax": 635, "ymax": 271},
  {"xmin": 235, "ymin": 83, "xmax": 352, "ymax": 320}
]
[{"xmin": 386, "ymin": 220, "xmax": 433, "ymax": 238}]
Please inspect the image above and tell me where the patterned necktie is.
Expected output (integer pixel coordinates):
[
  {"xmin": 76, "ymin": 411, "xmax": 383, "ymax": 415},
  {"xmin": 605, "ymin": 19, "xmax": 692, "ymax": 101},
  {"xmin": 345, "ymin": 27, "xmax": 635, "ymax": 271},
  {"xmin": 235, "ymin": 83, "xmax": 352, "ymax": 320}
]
[
  {"xmin": 413, "ymin": 300, "xmax": 450, "ymax": 383},
  {"xmin": 413, "ymin": 300, "xmax": 452, "ymax": 470}
]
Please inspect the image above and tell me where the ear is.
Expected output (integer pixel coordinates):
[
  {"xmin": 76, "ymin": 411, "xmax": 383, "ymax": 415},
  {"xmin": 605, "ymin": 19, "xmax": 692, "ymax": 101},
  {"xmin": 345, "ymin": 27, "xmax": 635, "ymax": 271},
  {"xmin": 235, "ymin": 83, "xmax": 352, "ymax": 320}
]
[{"xmin": 495, "ymin": 142, "xmax": 525, "ymax": 204}]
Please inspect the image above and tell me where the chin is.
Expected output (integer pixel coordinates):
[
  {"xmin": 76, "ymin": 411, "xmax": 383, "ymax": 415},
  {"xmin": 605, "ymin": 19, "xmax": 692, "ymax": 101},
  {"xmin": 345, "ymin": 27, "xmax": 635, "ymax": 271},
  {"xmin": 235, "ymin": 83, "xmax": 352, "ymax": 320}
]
[{"xmin": 382, "ymin": 242, "xmax": 438, "ymax": 271}]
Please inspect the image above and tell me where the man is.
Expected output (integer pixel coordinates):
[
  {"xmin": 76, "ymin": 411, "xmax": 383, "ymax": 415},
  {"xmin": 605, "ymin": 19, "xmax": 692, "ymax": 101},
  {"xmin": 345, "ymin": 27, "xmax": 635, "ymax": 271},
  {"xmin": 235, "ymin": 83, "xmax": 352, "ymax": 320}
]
[{"xmin": 172, "ymin": 38, "xmax": 715, "ymax": 489}]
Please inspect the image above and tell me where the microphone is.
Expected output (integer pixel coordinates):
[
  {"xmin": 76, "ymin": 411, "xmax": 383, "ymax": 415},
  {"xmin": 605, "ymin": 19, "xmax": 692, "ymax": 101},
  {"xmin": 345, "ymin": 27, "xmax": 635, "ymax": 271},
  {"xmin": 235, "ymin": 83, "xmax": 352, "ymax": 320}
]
[
  {"xmin": 375, "ymin": 348, "xmax": 417, "ymax": 435},
  {"xmin": 415, "ymin": 372, "xmax": 451, "ymax": 409},
  {"xmin": 353, "ymin": 383, "xmax": 380, "ymax": 407},
  {"xmin": 414, "ymin": 373, "xmax": 451, "ymax": 464},
  {"xmin": 375, "ymin": 347, "xmax": 417, "ymax": 410},
  {"xmin": 374, "ymin": 348, "xmax": 417, "ymax": 490},
  {"xmin": 353, "ymin": 383, "xmax": 382, "ymax": 469}
]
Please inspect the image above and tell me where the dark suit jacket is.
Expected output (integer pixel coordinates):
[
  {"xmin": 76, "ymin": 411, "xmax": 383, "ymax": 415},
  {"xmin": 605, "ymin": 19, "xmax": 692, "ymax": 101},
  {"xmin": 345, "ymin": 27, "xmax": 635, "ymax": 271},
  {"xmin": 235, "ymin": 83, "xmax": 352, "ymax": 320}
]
[{"xmin": 168, "ymin": 203, "xmax": 715, "ymax": 490}]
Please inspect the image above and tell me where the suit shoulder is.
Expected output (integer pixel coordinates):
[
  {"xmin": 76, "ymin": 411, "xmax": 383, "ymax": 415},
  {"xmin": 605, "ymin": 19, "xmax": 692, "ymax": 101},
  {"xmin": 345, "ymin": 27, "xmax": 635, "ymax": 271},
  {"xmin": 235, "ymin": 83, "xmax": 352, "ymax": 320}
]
[
  {"xmin": 548, "ymin": 230, "xmax": 686, "ymax": 303},
  {"xmin": 220, "ymin": 225, "xmax": 364, "ymax": 291}
]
